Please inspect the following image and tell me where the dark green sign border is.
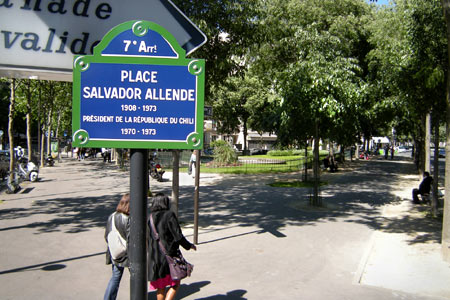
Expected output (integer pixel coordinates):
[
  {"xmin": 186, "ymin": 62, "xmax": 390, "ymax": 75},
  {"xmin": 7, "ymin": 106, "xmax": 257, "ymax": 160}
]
[{"xmin": 72, "ymin": 20, "xmax": 205, "ymax": 149}]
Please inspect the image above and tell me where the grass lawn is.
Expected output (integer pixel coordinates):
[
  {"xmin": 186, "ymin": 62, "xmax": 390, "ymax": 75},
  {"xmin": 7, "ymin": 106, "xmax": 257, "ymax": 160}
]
[
  {"xmin": 240, "ymin": 154, "xmax": 302, "ymax": 160},
  {"xmin": 180, "ymin": 151, "xmax": 330, "ymax": 174}
]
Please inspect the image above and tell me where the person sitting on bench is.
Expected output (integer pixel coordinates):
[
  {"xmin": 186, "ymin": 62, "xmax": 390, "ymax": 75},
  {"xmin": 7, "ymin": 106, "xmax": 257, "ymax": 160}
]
[
  {"xmin": 412, "ymin": 171, "xmax": 433, "ymax": 204},
  {"xmin": 323, "ymin": 155, "xmax": 338, "ymax": 172}
]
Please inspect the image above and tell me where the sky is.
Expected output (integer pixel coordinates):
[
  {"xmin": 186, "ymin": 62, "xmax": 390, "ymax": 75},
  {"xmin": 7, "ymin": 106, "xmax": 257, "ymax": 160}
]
[{"xmin": 368, "ymin": 0, "xmax": 392, "ymax": 6}]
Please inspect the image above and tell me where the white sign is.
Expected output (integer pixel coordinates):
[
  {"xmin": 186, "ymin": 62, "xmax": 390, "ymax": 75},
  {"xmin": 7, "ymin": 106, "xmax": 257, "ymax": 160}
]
[{"xmin": 0, "ymin": 0, "xmax": 206, "ymax": 81}]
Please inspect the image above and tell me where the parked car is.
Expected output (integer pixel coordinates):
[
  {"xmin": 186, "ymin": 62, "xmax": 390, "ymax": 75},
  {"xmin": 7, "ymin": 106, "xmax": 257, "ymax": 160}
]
[{"xmin": 397, "ymin": 146, "xmax": 409, "ymax": 153}]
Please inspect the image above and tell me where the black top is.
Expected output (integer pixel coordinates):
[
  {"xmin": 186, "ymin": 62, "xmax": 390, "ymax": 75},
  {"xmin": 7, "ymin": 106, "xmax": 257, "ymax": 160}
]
[
  {"xmin": 419, "ymin": 176, "xmax": 433, "ymax": 194},
  {"xmin": 148, "ymin": 210, "xmax": 192, "ymax": 281}
]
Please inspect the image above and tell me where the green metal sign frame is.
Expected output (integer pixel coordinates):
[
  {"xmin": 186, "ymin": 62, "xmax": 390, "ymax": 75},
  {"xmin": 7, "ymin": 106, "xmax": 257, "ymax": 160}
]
[{"xmin": 72, "ymin": 20, "xmax": 205, "ymax": 149}]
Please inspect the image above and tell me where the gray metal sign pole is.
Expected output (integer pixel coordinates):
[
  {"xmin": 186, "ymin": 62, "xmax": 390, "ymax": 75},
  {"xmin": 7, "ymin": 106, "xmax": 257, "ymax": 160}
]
[
  {"xmin": 193, "ymin": 149, "xmax": 201, "ymax": 244},
  {"xmin": 172, "ymin": 150, "xmax": 180, "ymax": 217},
  {"xmin": 129, "ymin": 149, "xmax": 149, "ymax": 300}
]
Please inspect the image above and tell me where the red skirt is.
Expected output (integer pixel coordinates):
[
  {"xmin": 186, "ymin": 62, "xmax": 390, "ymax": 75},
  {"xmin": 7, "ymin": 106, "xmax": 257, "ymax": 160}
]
[{"xmin": 149, "ymin": 274, "xmax": 180, "ymax": 290}]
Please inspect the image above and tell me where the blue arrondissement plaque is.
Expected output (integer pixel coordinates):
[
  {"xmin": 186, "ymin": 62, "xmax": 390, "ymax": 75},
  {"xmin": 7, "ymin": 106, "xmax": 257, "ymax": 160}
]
[{"xmin": 72, "ymin": 20, "xmax": 205, "ymax": 149}]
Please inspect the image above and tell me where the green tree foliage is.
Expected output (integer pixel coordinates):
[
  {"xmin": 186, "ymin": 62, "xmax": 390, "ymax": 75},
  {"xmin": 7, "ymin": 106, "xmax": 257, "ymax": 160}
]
[
  {"xmin": 213, "ymin": 71, "xmax": 278, "ymax": 151},
  {"xmin": 0, "ymin": 80, "xmax": 10, "ymax": 141},
  {"xmin": 0, "ymin": 77, "xmax": 72, "ymax": 165},
  {"xmin": 252, "ymin": 0, "xmax": 370, "ymax": 148},
  {"xmin": 171, "ymin": 0, "xmax": 258, "ymax": 101},
  {"xmin": 366, "ymin": 0, "xmax": 447, "ymax": 174},
  {"xmin": 367, "ymin": 0, "xmax": 447, "ymax": 134},
  {"xmin": 363, "ymin": 4, "xmax": 410, "ymax": 143},
  {"xmin": 248, "ymin": 0, "xmax": 373, "ymax": 205}
]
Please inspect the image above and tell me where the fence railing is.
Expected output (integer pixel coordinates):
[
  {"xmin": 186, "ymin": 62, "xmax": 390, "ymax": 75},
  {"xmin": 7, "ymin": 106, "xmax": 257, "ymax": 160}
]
[
  {"xmin": 152, "ymin": 151, "xmax": 308, "ymax": 174},
  {"xmin": 206, "ymin": 157, "xmax": 306, "ymax": 174},
  {"xmin": 118, "ymin": 150, "xmax": 344, "ymax": 174}
]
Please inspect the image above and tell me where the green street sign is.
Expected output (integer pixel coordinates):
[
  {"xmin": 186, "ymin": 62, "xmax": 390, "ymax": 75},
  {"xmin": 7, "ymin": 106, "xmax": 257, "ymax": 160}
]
[{"xmin": 72, "ymin": 20, "xmax": 205, "ymax": 149}]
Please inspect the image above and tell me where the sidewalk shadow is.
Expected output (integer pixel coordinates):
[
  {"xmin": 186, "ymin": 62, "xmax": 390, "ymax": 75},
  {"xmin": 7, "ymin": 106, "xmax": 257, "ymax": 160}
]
[
  {"xmin": 340, "ymin": 159, "xmax": 444, "ymax": 244},
  {"xmin": 195, "ymin": 289, "xmax": 247, "ymax": 299},
  {"xmin": 376, "ymin": 204, "xmax": 442, "ymax": 244},
  {"xmin": 174, "ymin": 173, "xmax": 403, "ymax": 232},
  {"xmin": 0, "ymin": 251, "xmax": 104, "ymax": 275},
  {"xmin": 0, "ymin": 193, "xmax": 122, "ymax": 233},
  {"xmin": 169, "ymin": 158, "xmax": 442, "ymax": 247},
  {"xmin": 147, "ymin": 281, "xmax": 211, "ymax": 299},
  {"xmin": 3, "ymin": 156, "xmax": 441, "ymax": 245}
]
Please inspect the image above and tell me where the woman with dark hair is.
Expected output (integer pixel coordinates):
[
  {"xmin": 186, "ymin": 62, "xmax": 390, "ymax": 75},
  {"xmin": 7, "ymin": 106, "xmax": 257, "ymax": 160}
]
[
  {"xmin": 148, "ymin": 193, "xmax": 196, "ymax": 300},
  {"xmin": 104, "ymin": 194, "xmax": 130, "ymax": 300}
]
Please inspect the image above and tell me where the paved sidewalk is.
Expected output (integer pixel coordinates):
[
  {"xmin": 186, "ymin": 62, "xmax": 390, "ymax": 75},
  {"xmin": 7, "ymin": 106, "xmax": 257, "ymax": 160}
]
[
  {"xmin": 357, "ymin": 162, "xmax": 450, "ymax": 299},
  {"xmin": 0, "ymin": 155, "xmax": 449, "ymax": 299}
]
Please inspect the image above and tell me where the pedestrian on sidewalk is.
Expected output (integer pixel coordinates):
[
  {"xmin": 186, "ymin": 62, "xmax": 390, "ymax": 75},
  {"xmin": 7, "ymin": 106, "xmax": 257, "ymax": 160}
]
[
  {"xmin": 148, "ymin": 193, "xmax": 197, "ymax": 300},
  {"xmin": 102, "ymin": 148, "xmax": 112, "ymax": 162},
  {"xmin": 103, "ymin": 194, "xmax": 130, "ymax": 300},
  {"xmin": 188, "ymin": 150, "xmax": 196, "ymax": 176},
  {"xmin": 412, "ymin": 172, "xmax": 433, "ymax": 204}
]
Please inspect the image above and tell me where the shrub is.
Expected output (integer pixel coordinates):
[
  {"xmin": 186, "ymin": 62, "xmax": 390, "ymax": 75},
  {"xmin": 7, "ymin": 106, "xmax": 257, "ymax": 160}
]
[
  {"xmin": 268, "ymin": 150, "xmax": 289, "ymax": 156},
  {"xmin": 291, "ymin": 149, "xmax": 304, "ymax": 156},
  {"xmin": 267, "ymin": 149, "xmax": 303, "ymax": 156},
  {"xmin": 210, "ymin": 140, "xmax": 237, "ymax": 165}
]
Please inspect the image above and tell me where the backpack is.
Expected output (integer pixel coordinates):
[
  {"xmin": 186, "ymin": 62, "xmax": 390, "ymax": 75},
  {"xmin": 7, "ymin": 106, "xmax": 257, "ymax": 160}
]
[{"xmin": 107, "ymin": 213, "xmax": 127, "ymax": 260}]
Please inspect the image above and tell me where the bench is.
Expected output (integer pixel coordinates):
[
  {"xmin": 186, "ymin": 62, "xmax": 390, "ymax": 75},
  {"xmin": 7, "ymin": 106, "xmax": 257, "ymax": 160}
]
[
  {"xmin": 420, "ymin": 193, "xmax": 430, "ymax": 204},
  {"xmin": 323, "ymin": 158, "xmax": 338, "ymax": 172}
]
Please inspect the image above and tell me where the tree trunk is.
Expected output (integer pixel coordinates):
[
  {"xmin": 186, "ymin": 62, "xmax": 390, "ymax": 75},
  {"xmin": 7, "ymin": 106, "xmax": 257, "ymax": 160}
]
[
  {"xmin": 55, "ymin": 110, "xmax": 62, "ymax": 161},
  {"xmin": 40, "ymin": 131, "xmax": 45, "ymax": 167},
  {"xmin": 171, "ymin": 150, "xmax": 180, "ymax": 217},
  {"xmin": 432, "ymin": 112, "xmax": 440, "ymax": 218},
  {"xmin": 46, "ymin": 111, "xmax": 52, "ymax": 156},
  {"xmin": 46, "ymin": 83, "xmax": 54, "ymax": 157},
  {"xmin": 355, "ymin": 142, "xmax": 359, "ymax": 160},
  {"xmin": 55, "ymin": 110, "xmax": 61, "ymax": 139},
  {"xmin": 8, "ymin": 79, "xmax": 16, "ymax": 183},
  {"xmin": 38, "ymin": 83, "xmax": 43, "ymax": 167},
  {"xmin": 311, "ymin": 119, "xmax": 321, "ymax": 206},
  {"xmin": 425, "ymin": 112, "xmax": 431, "ymax": 173},
  {"xmin": 440, "ymin": 0, "xmax": 450, "ymax": 262},
  {"xmin": 414, "ymin": 137, "xmax": 423, "ymax": 171},
  {"xmin": 26, "ymin": 80, "xmax": 32, "ymax": 162},
  {"xmin": 243, "ymin": 119, "xmax": 248, "ymax": 154},
  {"xmin": 304, "ymin": 142, "xmax": 308, "ymax": 182},
  {"xmin": 416, "ymin": 116, "xmax": 426, "ymax": 174},
  {"xmin": 328, "ymin": 141, "xmax": 332, "ymax": 156}
]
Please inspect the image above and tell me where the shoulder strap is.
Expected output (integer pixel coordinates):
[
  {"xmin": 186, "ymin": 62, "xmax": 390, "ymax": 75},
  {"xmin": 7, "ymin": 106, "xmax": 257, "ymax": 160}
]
[
  {"xmin": 111, "ymin": 212, "xmax": 117, "ymax": 231},
  {"xmin": 150, "ymin": 214, "xmax": 169, "ymax": 257},
  {"xmin": 149, "ymin": 214, "xmax": 159, "ymax": 240},
  {"xmin": 111, "ymin": 212, "xmax": 126, "ymax": 242}
]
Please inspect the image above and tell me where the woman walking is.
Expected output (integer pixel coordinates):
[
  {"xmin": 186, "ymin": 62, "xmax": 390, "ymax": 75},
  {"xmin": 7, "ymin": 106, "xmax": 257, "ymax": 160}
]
[
  {"xmin": 148, "ymin": 193, "xmax": 196, "ymax": 300},
  {"xmin": 104, "ymin": 194, "xmax": 130, "ymax": 300}
]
